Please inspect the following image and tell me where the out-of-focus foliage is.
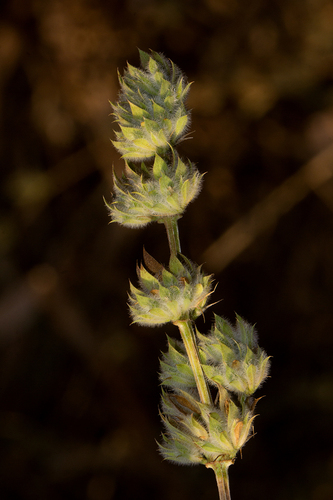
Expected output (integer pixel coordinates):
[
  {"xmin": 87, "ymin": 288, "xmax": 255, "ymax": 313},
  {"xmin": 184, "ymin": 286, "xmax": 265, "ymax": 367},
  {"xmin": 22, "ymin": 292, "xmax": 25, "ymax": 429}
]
[{"xmin": 0, "ymin": 0, "xmax": 333, "ymax": 499}]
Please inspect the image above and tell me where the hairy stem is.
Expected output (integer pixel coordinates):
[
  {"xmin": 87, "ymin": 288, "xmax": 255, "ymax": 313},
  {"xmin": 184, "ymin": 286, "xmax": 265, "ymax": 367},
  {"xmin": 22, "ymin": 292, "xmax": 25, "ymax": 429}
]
[
  {"xmin": 163, "ymin": 216, "xmax": 181, "ymax": 256},
  {"xmin": 174, "ymin": 319, "xmax": 212, "ymax": 405},
  {"xmin": 206, "ymin": 460, "xmax": 233, "ymax": 500}
]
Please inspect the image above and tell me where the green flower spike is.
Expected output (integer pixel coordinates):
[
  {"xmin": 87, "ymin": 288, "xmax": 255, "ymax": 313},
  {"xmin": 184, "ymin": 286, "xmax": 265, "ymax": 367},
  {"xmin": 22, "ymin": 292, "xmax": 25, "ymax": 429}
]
[
  {"xmin": 108, "ymin": 50, "xmax": 271, "ymax": 500},
  {"xmin": 106, "ymin": 152, "xmax": 202, "ymax": 228},
  {"xmin": 199, "ymin": 315, "xmax": 271, "ymax": 396},
  {"xmin": 129, "ymin": 248, "xmax": 214, "ymax": 326},
  {"xmin": 111, "ymin": 49, "xmax": 191, "ymax": 160}
]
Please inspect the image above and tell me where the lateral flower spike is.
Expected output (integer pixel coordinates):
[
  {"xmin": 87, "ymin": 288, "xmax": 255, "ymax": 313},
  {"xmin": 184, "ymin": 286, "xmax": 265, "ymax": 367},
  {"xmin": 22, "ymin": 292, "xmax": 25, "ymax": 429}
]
[
  {"xmin": 106, "ymin": 152, "xmax": 202, "ymax": 228},
  {"xmin": 158, "ymin": 386, "xmax": 256, "ymax": 466},
  {"xmin": 199, "ymin": 314, "xmax": 271, "ymax": 396},
  {"xmin": 159, "ymin": 336, "xmax": 197, "ymax": 391},
  {"xmin": 111, "ymin": 49, "xmax": 191, "ymax": 160},
  {"xmin": 128, "ymin": 250, "xmax": 214, "ymax": 326}
]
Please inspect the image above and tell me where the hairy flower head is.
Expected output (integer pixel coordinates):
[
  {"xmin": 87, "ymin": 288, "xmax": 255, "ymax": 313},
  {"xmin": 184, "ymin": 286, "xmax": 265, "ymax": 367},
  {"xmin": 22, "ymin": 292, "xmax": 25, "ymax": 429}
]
[
  {"xmin": 129, "ymin": 249, "xmax": 214, "ymax": 326},
  {"xmin": 106, "ymin": 152, "xmax": 202, "ymax": 227},
  {"xmin": 199, "ymin": 315, "xmax": 271, "ymax": 396},
  {"xmin": 111, "ymin": 49, "xmax": 191, "ymax": 160}
]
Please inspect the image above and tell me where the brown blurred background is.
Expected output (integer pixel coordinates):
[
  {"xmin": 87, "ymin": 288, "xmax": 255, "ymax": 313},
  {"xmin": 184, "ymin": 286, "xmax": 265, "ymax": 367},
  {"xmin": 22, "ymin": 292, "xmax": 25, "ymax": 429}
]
[{"xmin": 1, "ymin": 0, "xmax": 333, "ymax": 499}]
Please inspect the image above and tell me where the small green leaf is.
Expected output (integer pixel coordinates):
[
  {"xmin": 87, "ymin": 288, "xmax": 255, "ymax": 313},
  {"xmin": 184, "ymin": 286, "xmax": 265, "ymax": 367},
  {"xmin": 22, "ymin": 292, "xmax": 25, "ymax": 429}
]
[
  {"xmin": 132, "ymin": 138, "xmax": 156, "ymax": 151},
  {"xmin": 150, "ymin": 129, "xmax": 168, "ymax": 147},
  {"xmin": 159, "ymin": 174, "xmax": 173, "ymax": 195},
  {"xmin": 226, "ymin": 399, "xmax": 239, "ymax": 429},
  {"xmin": 218, "ymin": 432, "xmax": 235, "ymax": 453},
  {"xmin": 119, "ymin": 126, "xmax": 141, "ymax": 141},
  {"xmin": 139, "ymin": 49, "xmax": 150, "ymax": 68},
  {"xmin": 167, "ymin": 192, "xmax": 181, "ymax": 210},
  {"xmin": 161, "ymin": 268, "xmax": 178, "ymax": 287},
  {"xmin": 148, "ymin": 57, "xmax": 158, "ymax": 74},
  {"xmin": 136, "ymin": 293, "xmax": 155, "ymax": 309},
  {"xmin": 139, "ymin": 266, "xmax": 160, "ymax": 289},
  {"xmin": 152, "ymin": 155, "xmax": 167, "ymax": 179},
  {"xmin": 174, "ymin": 115, "xmax": 188, "ymax": 137},
  {"xmin": 128, "ymin": 101, "xmax": 149, "ymax": 119},
  {"xmin": 153, "ymin": 102, "xmax": 166, "ymax": 120},
  {"xmin": 175, "ymin": 156, "xmax": 188, "ymax": 177},
  {"xmin": 144, "ymin": 307, "xmax": 171, "ymax": 320},
  {"xmin": 169, "ymin": 255, "xmax": 184, "ymax": 275},
  {"xmin": 246, "ymin": 364, "xmax": 257, "ymax": 393},
  {"xmin": 199, "ymin": 442, "xmax": 224, "ymax": 454},
  {"xmin": 163, "ymin": 95, "xmax": 174, "ymax": 112},
  {"xmin": 142, "ymin": 118, "xmax": 159, "ymax": 133},
  {"xmin": 176, "ymin": 363, "xmax": 194, "ymax": 377},
  {"xmin": 167, "ymin": 300, "xmax": 181, "ymax": 317},
  {"xmin": 163, "ymin": 118, "xmax": 173, "ymax": 134}
]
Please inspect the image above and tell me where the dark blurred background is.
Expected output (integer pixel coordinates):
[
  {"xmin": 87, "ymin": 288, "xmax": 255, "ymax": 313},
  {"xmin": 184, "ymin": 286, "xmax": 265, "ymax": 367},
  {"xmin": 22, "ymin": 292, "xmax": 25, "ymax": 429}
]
[{"xmin": 1, "ymin": 0, "xmax": 333, "ymax": 499}]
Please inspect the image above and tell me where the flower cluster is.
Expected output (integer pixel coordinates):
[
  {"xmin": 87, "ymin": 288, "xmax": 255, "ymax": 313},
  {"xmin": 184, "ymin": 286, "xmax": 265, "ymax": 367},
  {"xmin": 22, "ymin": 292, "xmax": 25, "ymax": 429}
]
[
  {"xmin": 107, "ymin": 152, "xmax": 202, "ymax": 228},
  {"xmin": 111, "ymin": 50, "xmax": 191, "ymax": 161},
  {"xmin": 199, "ymin": 315, "xmax": 270, "ymax": 396},
  {"xmin": 129, "ymin": 250, "xmax": 213, "ymax": 326},
  {"xmin": 159, "ymin": 388, "xmax": 255, "ymax": 466},
  {"xmin": 158, "ymin": 316, "xmax": 270, "ymax": 466}
]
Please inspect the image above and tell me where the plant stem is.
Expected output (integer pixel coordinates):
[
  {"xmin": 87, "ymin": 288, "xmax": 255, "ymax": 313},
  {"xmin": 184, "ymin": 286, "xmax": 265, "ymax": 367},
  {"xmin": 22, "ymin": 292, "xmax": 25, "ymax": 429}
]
[
  {"xmin": 174, "ymin": 319, "xmax": 212, "ymax": 405},
  {"xmin": 164, "ymin": 215, "xmax": 211, "ymax": 404},
  {"xmin": 206, "ymin": 460, "xmax": 233, "ymax": 500},
  {"xmin": 163, "ymin": 216, "xmax": 181, "ymax": 256}
]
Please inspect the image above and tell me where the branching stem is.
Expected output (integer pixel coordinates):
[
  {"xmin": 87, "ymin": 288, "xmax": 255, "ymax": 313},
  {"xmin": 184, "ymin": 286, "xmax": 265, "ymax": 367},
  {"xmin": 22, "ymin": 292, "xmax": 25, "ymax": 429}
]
[{"xmin": 206, "ymin": 460, "xmax": 233, "ymax": 500}]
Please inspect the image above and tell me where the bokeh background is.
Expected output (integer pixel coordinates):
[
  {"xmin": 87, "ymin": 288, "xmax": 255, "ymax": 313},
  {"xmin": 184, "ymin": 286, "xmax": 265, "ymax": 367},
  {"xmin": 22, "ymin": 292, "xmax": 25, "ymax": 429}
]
[{"xmin": 1, "ymin": 0, "xmax": 333, "ymax": 499}]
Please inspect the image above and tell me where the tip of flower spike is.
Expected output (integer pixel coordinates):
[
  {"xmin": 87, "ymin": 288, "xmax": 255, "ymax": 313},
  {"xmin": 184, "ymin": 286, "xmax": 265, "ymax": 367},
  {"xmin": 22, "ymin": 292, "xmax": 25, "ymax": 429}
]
[{"xmin": 138, "ymin": 48, "xmax": 150, "ymax": 68}]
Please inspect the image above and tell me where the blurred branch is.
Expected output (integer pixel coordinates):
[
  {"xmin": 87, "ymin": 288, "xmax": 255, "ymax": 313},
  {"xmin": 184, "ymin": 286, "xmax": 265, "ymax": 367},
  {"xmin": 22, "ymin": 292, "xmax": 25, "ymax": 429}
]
[{"xmin": 203, "ymin": 143, "xmax": 333, "ymax": 272}]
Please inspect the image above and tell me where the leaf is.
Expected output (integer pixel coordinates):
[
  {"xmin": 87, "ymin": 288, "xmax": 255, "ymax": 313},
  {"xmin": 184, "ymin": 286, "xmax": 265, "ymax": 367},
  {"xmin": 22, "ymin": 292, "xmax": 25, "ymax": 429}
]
[
  {"xmin": 166, "ymin": 192, "xmax": 181, "ymax": 210},
  {"xmin": 138, "ymin": 265, "xmax": 160, "ymax": 289},
  {"xmin": 181, "ymin": 179, "xmax": 190, "ymax": 205},
  {"xmin": 176, "ymin": 363, "xmax": 194, "ymax": 377},
  {"xmin": 159, "ymin": 174, "xmax": 173, "ymax": 195},
  {"xmin": 139, "ymin": 49, "xmax": 150, "ymax": 68},
  {"xmin": 167, "ymin": 300, "xmax": 181, "ymax": 317},
  {"xmin": 150, "ymin": 129, "xmax": 168, "ymax": 147},
  {"xmin": 218, "ymin": 432, "xmax": 235, "ymax": 453},
  {"xmin": 128, "ymin": 101, "xmax": 149, "ymax": 119},
  {"xmin": 143, "ymin": 247, "xmax": 164, "ymax": 274},
  {"xmin": 132, "ymin": 138, "xmax": 156, "ymax": 151},
  {"xmin": 148, "ymin": 57, "xmax": 158, "ymax": 74},
  {"xmin": 142, "ymin": 118, "xmax": 160, "ymax": 133},
  {"xmin": 145, "ymin": 307, "xmax": 171, "ymax": 320},
  {"xmin": 174, "ymin": 115, "xmax": 188, "ymax": 137},
  {"xmin": 199, "ymin": 442, "xmax": 224, "ymax": 454},
  {"xmin": 246, "ymin": 364, "xmax": 257, "ymax": 393},
  {"xmin": 161, "ymin": 268, "xmax": 178, "ymax": 287},
  {"xmin": 153, "ymin": 102, "xmax": 166, "ymax": 120},
  {"xmin": 175, "ymin": 156, "xmax": 187, "ymax": 177},
  {"xmin": 169, "ymin": 255, "xmax": 184, "ymax": 275},
  {"xmin": 163, "ymin": 118, "xmax": 173, "ymax": 134}
]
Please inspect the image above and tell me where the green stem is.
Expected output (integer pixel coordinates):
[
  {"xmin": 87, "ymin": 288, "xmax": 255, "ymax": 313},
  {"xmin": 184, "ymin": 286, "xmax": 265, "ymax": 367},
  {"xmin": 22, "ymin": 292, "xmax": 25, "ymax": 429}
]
[
  {"xmin": 163, "ymin": 216, "xmax": 181, "ymax": 256},
  {"xmin": 206, "ymin": 460, "xmax": 233, "ymax": 500},
  {"xmin": 174, "ymin": 319, "xmax": 212, "ymax": 405}
]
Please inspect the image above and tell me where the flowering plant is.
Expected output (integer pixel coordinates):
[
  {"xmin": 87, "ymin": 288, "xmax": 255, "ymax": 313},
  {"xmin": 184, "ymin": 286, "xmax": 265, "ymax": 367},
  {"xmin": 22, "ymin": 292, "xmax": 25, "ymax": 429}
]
[{"xmin": 106, "ymin": 50, "xmax": 270, "ymax": 500}]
